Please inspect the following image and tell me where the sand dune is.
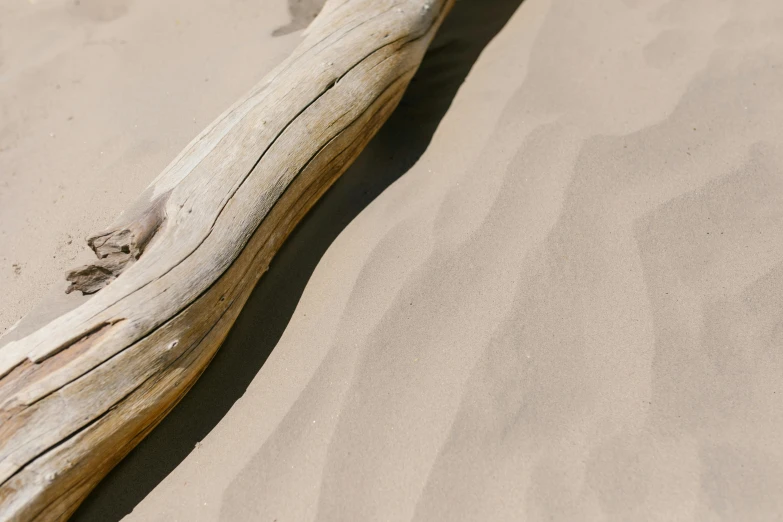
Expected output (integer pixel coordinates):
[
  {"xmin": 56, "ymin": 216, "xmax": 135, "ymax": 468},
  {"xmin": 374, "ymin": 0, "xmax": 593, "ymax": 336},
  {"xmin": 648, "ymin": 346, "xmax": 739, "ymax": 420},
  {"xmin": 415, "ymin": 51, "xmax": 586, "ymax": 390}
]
[{"xmin": 3, "ymin": 0, "xmax": 783, "ymax": 520}]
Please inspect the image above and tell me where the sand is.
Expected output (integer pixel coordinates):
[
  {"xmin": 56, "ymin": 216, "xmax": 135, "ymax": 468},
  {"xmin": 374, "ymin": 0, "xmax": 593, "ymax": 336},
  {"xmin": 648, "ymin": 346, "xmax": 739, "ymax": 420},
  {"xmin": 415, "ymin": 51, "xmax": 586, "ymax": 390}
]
[{"xmin": 4, "ymin": 0, "xmax": 783, "ymax": 520}]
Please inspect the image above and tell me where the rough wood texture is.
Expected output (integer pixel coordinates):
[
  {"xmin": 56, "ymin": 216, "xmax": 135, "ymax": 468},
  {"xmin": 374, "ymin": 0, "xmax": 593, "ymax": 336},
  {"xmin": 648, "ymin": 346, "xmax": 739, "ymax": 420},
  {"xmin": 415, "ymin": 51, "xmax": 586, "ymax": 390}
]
[{"xmin": 0, "ymin": 0, "xmax": 453, "ymax": 519}]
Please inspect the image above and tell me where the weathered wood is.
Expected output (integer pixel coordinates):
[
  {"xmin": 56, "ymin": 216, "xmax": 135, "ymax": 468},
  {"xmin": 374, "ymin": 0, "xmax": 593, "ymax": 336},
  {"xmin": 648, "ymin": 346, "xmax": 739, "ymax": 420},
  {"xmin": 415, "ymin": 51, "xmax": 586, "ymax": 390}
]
[{"xmin": 0, "ymin": 0, "xmax": 453, "ymax": 519}]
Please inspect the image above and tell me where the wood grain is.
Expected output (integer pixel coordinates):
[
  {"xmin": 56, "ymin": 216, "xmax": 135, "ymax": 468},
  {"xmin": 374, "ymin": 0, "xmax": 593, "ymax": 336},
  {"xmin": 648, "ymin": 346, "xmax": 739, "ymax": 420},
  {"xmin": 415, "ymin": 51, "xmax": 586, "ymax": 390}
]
[{"xmin": 0, "ymin": 0, "xmax": 453, "ymax": 519}]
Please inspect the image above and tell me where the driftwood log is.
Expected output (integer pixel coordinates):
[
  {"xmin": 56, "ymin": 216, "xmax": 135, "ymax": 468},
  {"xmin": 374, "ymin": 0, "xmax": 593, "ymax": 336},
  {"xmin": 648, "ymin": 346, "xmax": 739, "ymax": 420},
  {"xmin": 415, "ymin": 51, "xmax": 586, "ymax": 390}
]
[{"xmin": 0, "ymin": 0, "xmax": 453, "ymax": 519}]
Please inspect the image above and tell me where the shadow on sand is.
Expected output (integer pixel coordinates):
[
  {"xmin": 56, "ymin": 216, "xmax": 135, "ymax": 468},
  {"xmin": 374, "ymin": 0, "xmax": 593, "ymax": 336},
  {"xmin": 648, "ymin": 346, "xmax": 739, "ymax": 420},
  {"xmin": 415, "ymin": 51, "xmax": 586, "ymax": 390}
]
[{"xmin": 73, "ymin": 0, "xmax": 525, "ymax": 519}]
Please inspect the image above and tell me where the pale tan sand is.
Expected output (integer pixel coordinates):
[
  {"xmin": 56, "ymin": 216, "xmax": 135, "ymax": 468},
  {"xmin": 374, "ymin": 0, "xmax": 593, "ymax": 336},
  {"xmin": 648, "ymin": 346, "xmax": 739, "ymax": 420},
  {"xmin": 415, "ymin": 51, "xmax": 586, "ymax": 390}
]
[
  {"xmin": 118, "ymin": 0, "xmax": 783, "ymax": 520},
  {"xmin": 0, "ymin": 0, "xmax": 299, "ymax": 335},
  {"xmin": 4, "ymin": 0, "xmax": 783, "ymax": 520}
]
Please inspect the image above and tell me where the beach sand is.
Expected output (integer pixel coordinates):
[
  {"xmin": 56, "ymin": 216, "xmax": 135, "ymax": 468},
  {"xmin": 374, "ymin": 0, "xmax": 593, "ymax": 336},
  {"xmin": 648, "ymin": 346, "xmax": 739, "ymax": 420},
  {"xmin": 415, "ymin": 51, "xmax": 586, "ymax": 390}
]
[{"xmin": 3, "ymin": 0, "xmax": 783, "ymax": 520}]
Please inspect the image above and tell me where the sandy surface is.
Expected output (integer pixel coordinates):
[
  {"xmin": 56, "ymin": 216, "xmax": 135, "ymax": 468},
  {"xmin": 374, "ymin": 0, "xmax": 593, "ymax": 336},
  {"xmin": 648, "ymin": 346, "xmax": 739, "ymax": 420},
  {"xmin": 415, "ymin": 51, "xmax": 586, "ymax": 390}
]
[{"xmin": 4, "ymin": 0, "xmax": 783, "ymax": 520}]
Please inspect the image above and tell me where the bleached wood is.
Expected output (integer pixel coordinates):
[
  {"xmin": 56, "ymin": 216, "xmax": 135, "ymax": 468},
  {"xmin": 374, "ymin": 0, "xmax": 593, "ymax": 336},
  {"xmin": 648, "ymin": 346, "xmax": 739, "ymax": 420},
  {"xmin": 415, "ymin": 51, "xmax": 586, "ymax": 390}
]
[{"xmin": 0, "ymin": 0, "xmax": 453, "ymax": 519}]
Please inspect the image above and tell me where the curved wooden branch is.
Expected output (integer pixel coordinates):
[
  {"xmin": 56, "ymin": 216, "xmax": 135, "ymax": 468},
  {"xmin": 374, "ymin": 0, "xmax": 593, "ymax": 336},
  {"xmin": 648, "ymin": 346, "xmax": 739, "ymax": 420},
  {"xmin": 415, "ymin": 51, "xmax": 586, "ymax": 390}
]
[{"xmin": 0, "ymin": 0, "xmax": 453, "ymax": 519}]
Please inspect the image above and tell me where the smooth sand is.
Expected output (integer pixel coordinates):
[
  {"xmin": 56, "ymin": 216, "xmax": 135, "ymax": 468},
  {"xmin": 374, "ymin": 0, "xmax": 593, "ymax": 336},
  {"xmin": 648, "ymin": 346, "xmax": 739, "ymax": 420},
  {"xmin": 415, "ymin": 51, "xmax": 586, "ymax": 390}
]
[{"xmin": 5, "ymin": 0, "xmax": 783, "ymax": 520}]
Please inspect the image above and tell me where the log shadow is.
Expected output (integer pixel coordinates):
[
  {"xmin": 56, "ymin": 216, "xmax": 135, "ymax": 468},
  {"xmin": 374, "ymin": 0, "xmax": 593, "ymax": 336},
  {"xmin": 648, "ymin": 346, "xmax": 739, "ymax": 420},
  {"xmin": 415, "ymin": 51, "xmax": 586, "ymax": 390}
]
[{"xmin": 72, "ymin": 0, "xmax": 525, "ymax": 519}]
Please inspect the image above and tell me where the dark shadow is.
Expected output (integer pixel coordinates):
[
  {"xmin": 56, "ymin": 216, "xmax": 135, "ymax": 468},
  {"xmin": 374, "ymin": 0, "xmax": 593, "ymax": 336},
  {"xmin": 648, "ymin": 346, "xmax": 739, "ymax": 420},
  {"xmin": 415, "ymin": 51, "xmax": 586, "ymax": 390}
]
[{"xmin": 72, "ymin": 0, "xmax": 525, "ymax": 519}]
